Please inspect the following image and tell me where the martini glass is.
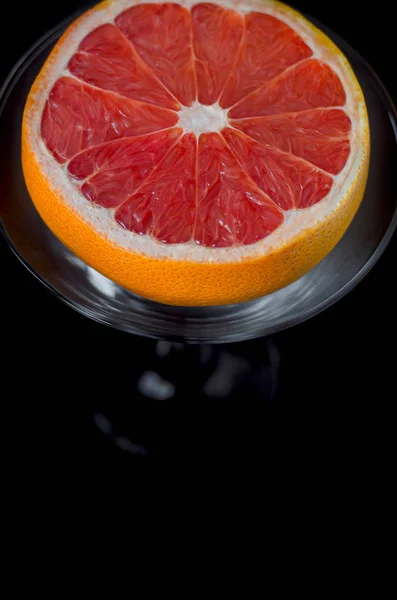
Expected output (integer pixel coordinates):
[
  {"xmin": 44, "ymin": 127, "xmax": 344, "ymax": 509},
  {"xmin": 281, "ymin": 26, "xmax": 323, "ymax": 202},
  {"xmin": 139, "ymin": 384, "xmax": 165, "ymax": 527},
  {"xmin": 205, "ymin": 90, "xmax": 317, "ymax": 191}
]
[{"xmin": 1, "ymin": 10, "xmax": 396, "ymax": 457}]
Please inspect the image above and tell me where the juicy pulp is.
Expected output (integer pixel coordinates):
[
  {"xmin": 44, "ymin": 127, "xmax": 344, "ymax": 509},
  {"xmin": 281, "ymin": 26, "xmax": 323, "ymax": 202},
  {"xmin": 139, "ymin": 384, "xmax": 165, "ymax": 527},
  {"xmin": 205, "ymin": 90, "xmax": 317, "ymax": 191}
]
[{"xmin": 41, "ymin": 1, "xmax": 351, "ymax": 248}]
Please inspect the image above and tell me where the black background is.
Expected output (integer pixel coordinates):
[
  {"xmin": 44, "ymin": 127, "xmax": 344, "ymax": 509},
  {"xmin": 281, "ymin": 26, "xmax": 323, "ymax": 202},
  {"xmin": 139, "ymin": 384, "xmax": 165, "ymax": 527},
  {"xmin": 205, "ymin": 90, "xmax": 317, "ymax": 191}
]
[{"xmin": 1, "ymin": 1, "xmax": 395, "ymax": 472}]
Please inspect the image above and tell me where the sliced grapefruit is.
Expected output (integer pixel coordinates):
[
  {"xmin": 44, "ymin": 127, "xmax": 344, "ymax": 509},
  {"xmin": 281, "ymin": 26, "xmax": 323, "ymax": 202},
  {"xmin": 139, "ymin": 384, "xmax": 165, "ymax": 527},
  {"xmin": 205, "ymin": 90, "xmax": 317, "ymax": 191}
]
[{"xmin": 22, "ymin": 0, "xmax": 369, "ymax": 306}]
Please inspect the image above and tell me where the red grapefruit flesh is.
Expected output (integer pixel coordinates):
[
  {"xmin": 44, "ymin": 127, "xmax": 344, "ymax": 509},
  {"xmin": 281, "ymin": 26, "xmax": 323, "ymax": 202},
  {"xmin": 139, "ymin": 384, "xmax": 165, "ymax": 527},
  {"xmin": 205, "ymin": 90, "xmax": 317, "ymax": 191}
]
[
  {"xmin": 196, "ymin": 133, "xmax": 283, "ymax": 246},
  {"xmin": 220, "ymin": 11, "xmax": 312, "ymax": 108},
  {"xmin": 38, "ymin": 3, "xmax": 356, "ymax": 249},
  {"xmin": 115, "ymin": 3, "xmax": 197, "ymax": 106},
  {"xmin": 115, "ymin": 132, "xmax": 197, "ymax": 242},
  {"xmin": 68, "ymin": 128, "xmax": 182, "ymax": 208},
  {"xmin": 222, "ymin": 127, "xmax": 333, "ymax": 210},
  {"xmin": 68, "ymin": 23, "xmax": 179, "ymax": 110},
  {"xmin": 228, "ymin": 59, "xmax": 346, "ymax": 118},
  {"xmin": 41, "ymin": 76, "xmax": 179, "ymax": 163},
  {"xmin": 230, "ymin": 109, "xmax": 351, "ymax": 174},
  {"xmin": 191, "ymin": 3, "xmax": 244, "ymax": 105}
]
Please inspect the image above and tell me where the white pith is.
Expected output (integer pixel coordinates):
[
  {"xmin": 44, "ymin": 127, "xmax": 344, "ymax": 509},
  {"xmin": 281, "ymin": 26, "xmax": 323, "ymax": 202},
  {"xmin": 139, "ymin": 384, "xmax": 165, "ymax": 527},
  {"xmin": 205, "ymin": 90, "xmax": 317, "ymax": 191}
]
[
  {"xmin": 26, "ymin": 0, "xmax": 368, "ymax": 263},
  {"xmin": 178, "ymin": 102, "xmax": 229, "ymax": 134}
]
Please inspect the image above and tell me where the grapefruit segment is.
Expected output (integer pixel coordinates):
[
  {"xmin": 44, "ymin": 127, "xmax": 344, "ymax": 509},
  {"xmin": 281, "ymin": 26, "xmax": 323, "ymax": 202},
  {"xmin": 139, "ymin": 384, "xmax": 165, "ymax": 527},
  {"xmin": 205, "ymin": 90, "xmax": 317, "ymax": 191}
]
[
  {"xmin": 115, "ymin": 3, "xmax": 196, "ymax": 107},
  {"xmin": 68, "ymin": 128, "xmax": 182, "ymax": 208},
  {"xmin": 223, "ymin": 127, "xmax": 333, "ymax": 210},
  {"xmin": 220, "ymin": 12, "xmax": 312, "ymax": 109},
  {"xmin": 229, "ymin": 59, "xmax": 347, "ymax": 118},
  {"xmin": 231, "ymin": 109, "xmax": 351, "ymax": 174},
  {"xmin": 68, "ymin": 24, "xmax": 180, "ymax": 110},
  {"xmin": 196, "ymin": 133, "xmax": 283, "ymax": 247},
  {"xmin": 115, "ymin": 133, "xmax": 196, "ymax": 242},
  {"xmin": 41, "ymin": 77, "xmax": 179, "ymax": 163},
  {"xmin": 191, "ymin": 3, "xmax": 244, "ymax": 105}
]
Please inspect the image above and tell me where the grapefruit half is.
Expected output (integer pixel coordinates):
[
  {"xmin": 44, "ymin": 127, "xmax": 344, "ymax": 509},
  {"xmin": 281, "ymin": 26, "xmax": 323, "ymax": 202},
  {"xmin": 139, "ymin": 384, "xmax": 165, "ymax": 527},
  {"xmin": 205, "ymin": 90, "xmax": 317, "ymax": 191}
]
[{"xmin": 22, "ymin": 0, "xmax": 369, "ymax": 306}]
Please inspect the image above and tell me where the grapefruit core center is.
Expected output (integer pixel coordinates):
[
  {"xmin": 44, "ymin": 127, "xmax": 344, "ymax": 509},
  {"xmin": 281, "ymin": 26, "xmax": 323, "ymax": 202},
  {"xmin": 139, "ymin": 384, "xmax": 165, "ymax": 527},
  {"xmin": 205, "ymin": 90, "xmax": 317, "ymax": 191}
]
[{"xmin": 178, "ymin": 102, "xmax": 229, "ymax": 135}]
